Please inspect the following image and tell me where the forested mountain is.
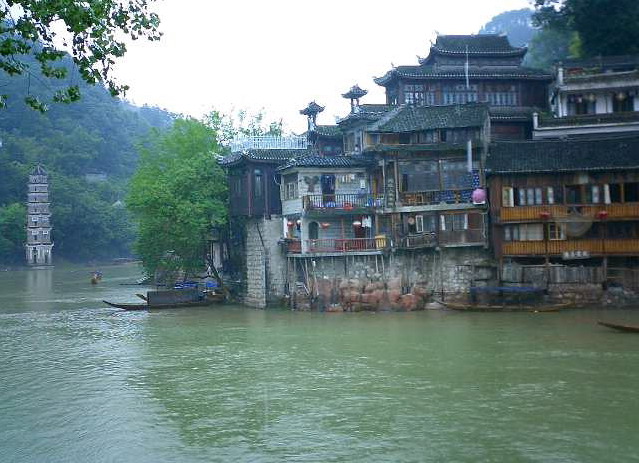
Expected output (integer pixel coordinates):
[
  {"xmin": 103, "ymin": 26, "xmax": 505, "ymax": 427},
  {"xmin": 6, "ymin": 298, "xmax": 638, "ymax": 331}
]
[
  {"xmin": 479, "ymin": 8, "xmax": 536, "ymax": 47},
  {"xmin": 0, "ymin": 55, "xmax": 174, "ymax": 264}
]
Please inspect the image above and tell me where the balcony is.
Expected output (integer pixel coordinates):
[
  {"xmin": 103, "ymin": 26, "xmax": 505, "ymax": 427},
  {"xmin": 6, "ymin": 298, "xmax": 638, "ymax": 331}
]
[
  {"xmin": 500, "ymin": 203, "xmax": 639, "ymax": 222},
  {"xmin": 439, "ymin": 229, "xmax": 485, "ymax": 246},
  {"xmin": 303, "ymin": 194, "xmax": 384, "ymax": 213},
  {"xmin": 399, "ymin": 189, "xmax": 478, "ymax": 207},
  {"xmin": 286, "ymin": 237, "xmax": 387, "ymax": 255},
  {"xmin": 398, "ymin": 233, "xmax": 437, "ymax": 249},
  {"xmin": 503, "ymin": 238, "xmax": 639, "ymax": 256},
  {"xmin": 538, "ymin": 111, "xmax": 639, "ymax": 128},
  {"xmin": 229, "ymin": 135, "xmax": 307, "ymax": 152}
]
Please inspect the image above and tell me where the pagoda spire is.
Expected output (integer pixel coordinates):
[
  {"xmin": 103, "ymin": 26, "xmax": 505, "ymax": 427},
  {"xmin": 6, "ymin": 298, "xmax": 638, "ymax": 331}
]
[
  {"xmin": 342, "ymin": 85, "xmax": 368, "ymax": 113},
  {"xmin": 300, "ymin": 101, "xmax": 324, "ymax": 131}
]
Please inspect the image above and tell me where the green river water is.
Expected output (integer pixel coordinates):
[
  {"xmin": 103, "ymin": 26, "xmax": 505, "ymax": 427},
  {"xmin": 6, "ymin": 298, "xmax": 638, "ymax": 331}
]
[{"xmin": 0, "ymin": 263, "xmax": 638, "ymax": 462}]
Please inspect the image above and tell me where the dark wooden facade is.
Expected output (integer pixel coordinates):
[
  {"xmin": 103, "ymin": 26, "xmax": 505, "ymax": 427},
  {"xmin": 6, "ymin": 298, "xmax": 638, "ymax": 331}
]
[
  {"xmin": 487, "ymin": 137, "xmax": 639, "ymax": 285},
  {"xmin": 228, "ymin": 161, "xmax": 283, "ymax": 217}
]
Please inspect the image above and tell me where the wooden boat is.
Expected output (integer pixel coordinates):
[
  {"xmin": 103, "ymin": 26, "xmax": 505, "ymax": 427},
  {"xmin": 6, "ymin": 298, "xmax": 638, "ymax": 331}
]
[
  {"xmin": 597, "ymin": 320, "xmax": 639, "ymax": 333},
  {"xmin": 90, "ymin": 271, "xmax": 103, "ymax": 284},
  {"xmin": 104, "ymin": 288, "xmax": 224, "ymax": 311},
  {"xmin": 435, "ymin": 299, "xmax": 570, "ymax": 313}
]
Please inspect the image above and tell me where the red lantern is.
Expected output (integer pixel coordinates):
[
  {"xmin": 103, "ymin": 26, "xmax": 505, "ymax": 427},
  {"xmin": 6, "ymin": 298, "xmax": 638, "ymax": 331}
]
[
  {"xmin": 539, "ymin": 211, "xmax": 551, "ymax": 220},
  {"xmin": 597, "ymin": 210, "xmax": 609, "ymax": 220},
  {"xmin": 320, "ymin": 222, "xmax": 331, "ymax": 229}
]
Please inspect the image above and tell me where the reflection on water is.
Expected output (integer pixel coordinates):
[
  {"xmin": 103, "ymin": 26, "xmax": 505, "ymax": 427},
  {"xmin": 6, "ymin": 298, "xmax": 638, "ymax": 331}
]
[
  {"xmin": 0, "ymin": 264, "xmax": 639, "ymax": 462},
  {"xmin": 25, "ymin": 268, "xmax": 54, "ymax": 311}
]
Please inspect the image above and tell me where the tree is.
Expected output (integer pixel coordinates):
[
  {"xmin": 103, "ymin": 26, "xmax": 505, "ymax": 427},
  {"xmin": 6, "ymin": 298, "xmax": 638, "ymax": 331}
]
[
  {"xmin": 533, "ymin": 0, "xmax": 639, "ymax": 58},
  {"xmin": 0, "ymin": 0, "xmax": 161, "ymax": 110},
  {"xmin": 526, "ymin": 27, "xmax": 574, "ymax": 70},
  {"xmin": 127, "ymin": 118, "xmax": 227, "ymax": 278},
  {"xmin": 0, "ymin": 202, "xmax": 26, "ymax": 263}
]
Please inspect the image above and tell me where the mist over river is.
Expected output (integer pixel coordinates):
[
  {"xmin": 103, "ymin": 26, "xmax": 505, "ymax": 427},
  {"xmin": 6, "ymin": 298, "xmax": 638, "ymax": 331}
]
[{"xmin": 1, "ymin": 263, "xmax": 638, "ymax": 462}]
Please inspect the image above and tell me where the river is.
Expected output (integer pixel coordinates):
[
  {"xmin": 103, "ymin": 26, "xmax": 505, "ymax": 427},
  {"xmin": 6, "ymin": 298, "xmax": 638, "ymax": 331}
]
[{"xmin": 0, "ymin": 263, "xmax": 638, "ymax": 462}]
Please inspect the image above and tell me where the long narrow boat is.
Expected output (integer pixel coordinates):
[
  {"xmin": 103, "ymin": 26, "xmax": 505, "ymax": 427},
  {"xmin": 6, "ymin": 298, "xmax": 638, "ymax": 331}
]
[
  {"xmin": 597, "ymin": 320, "xmax": 639, "ymax": 333},
  {"xmin": 435, "ymin": 299, "xmax": 570, "ymax": 313},
  {"xmin": 104, "ymin": 289, "xmax": 225, "ymax": 311}
]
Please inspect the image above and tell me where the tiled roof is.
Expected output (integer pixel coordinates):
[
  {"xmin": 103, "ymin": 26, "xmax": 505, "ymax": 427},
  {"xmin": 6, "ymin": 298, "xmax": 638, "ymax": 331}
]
[
  {"xmin": 31, "ymin": 164, "xmax": 48, "ymax": 175},
  {"xmin": 278, "ymin": 155, "xmax": 372, "ymax": 171},
  {"xmin": 219, "ymin": 148, "xmax": 307, "ymax": 166},
  {"xmin": 300, "ymin": 101, "xmax": 324, "ymax": 116},
  {"xmin": 313, "ymin": 125, "xmax": 342, "ymax": 138},
  {"xmin": 489, "ymin": 106, "xmax": 536, "ymax": 121},
  {"xmin": 487, "ymin": 136, "xmax": 639, "ymax": 174},
  {"xmin": 337, "ymin": 104, "xmax": 396, "ymax": 125},
  {"xmin": 374, "ymin": 65, "xmax": 551, "ymax": 86},
  {"xmin": 342, "ymin": 85, "xmax": 368, "ymax": 99},
  {"xmin": 368, "ymin": 103, "xmax": 489, "ymax": 133},
  {"xmin": 432, "ymin": 35, "xmax": 526, "ymax": 55}
]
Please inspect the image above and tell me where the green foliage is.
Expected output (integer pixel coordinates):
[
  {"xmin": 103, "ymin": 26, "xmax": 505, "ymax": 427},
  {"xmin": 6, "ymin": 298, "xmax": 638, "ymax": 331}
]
[
  {"xmin": 0, "ymin": 1, "xmax": 161, "ymax": 109},
  {"xmin": 0, "ymin": 202, "xmax": 26, "ymax": 263},
  {"xmin": 0, "ymin": 52, "xmax": 174, "ymax": 265},
  {"xmin": 526, "ymin": 27, "xmax": 574, "ymax": 70},
  {"xmin": 127, "ymin": 118, "xmax": 227, "ymax": 277},
  {"xmin": 533, "ymin": 0, "xmax": 639, "ymax": 58},
  {"xmin": 206, "ymin": 109, "xmax": 283, "ymax": 146}
]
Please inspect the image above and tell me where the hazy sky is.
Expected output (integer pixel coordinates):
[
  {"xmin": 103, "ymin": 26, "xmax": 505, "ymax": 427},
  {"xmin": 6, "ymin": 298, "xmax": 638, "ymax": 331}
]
[{"xmin": 114, "ymin": 0, "xmax": 532, "ymax": 133}]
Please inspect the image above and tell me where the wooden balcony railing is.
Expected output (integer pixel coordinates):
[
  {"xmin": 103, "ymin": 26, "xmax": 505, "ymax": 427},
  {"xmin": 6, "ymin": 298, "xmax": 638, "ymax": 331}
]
[
  {"xmin": 303, "ymin": 194, "xmax": 384, "ymax": 211},
  {"xmin": 500, "ymin": 203, "xmax": 639, "ymax": 222},
  {"xmin": 438, "ymin": 229, "xmax": 485, "ymax": 246},
  {"xmin": 286, "ymin": 238, "xmax": 386, "ymax": 254},
  {"xmin": 400, "ymin": 189, "xmax": 477, "ymax": 207},
  {"xmin": 398, "ymin": 233, "xmax": 437, "ymax": 249},
  {"xmin": 503, "ymin": 239, "xmax": 639, "ymax": 256}
]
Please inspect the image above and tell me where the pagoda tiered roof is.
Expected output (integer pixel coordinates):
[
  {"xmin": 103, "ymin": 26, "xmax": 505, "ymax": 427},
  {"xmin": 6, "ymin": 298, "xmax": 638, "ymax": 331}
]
[
  {"xmin": 300, "ymin": 101, "xmax": 325, "ymax": 116},
  {"xmin": 342, "ymin": 85, "xmax": 368, "ymax": 100},
  {"xmin": 422, "ymin": 35, "xmax": 527, "ymax": 62},
  {"xmin": 374, "ymin": 65, "xmax": 551, "ymax": 86}
]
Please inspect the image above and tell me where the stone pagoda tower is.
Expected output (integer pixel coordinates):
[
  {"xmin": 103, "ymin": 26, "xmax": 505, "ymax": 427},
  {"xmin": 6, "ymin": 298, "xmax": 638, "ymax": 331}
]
[{"xmin": 26, "ymin": 165, "xmax": 53, "ymax": 266}]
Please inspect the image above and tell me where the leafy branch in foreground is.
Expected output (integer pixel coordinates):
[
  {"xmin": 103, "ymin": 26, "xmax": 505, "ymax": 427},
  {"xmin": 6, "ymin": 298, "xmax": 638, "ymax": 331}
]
[{"xmin": 0, "ymin": 0, "xmax": 161, "ymax": 110}]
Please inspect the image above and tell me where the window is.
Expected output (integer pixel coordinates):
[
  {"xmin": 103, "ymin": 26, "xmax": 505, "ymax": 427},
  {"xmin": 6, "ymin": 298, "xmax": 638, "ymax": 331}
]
[
  {"xmin": 565, "ymin": 185, "xmax": 584, "ymax": 204},
  {"xmin": 609, "ymin": 184, "xmax": 622, "ymax": 203},
  {"xmin": 254, "ymin": 169, "xmax": 263, "ymax": 198},
  {"xmin": 308, "ymin": 221, "xmax": 319, "ymax": 240},
  {"xmin": 613, "ymin": 93, "xmax": 634, "ymax": 113},
  {"xmin": 399, "ymin": 133, "xmax": 411, "ymax": 144},
  {"xmin": 415, "ymin": 215, "xmax": 424, "ymax": 233},
  {"xmin": 547, "ymin": 187, "xmax": 555, "ymax": 205},
  {"xmin": 502, "ymin": 187, "xmax": 514, "ymax": 207},
  {"xmin": 567, "ymin": 94, "xmax": 595, "ymax": 115},
  {"xmin": 483, "ymin": 84, "xmax": 518, "ymax": 106},
  {"xmin": 624, "ymin": 182, "xmax": 639, "ymax": 202},
  {"xmin": 549, "ymin": 223, "xmax": 566, "ymax": 241},
  {"xmin": 443, "ymin": 84, "xmax": 478, "ymax": 104},
  {"xmin": 441, "ymin": 214, "xmax": 469, "ymax": 231}
]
